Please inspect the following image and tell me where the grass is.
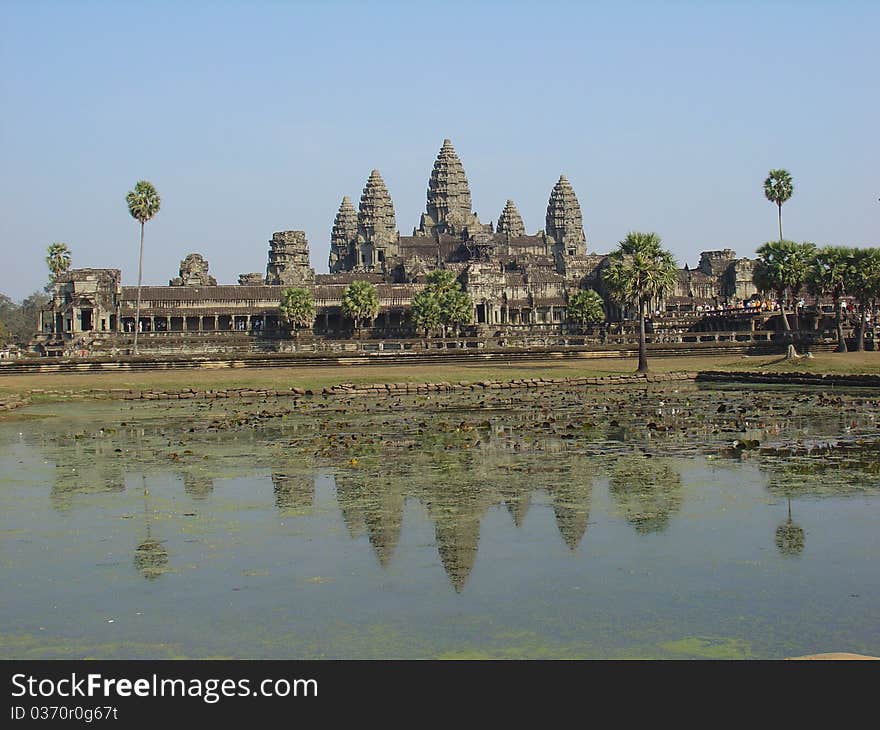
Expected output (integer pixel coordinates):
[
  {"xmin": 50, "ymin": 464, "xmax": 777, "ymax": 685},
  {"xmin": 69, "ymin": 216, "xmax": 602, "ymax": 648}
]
[{"xmin": 1, "ymin": 351, "xmax": 878, "ymax": 402}]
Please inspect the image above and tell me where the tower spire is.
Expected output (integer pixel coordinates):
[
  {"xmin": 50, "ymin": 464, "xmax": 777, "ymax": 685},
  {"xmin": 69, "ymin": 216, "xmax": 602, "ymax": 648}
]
[
  {"xmin": 496, "ymin": 199, "xmax": 525, "ymax": 237},
  {"xmin": 545, "ymin": 174, "xmax": 586, "ymax": 254},
  {"xmin": 419, "ymin": 139, "xmax": 482, "ymax": 236},
  {"xmin": 356, "ymin": 170, "xmax": 398, "ymax": 268},
  {"xmin": 329, "ymin": 196, "xmax": 358, "ymax": 272}
]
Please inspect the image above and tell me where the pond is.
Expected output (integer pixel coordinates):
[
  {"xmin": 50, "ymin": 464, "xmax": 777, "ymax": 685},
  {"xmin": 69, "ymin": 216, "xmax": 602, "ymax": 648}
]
[{"xmin": 1, "ymin": 383, "xmax": 878, "ymax": 659}]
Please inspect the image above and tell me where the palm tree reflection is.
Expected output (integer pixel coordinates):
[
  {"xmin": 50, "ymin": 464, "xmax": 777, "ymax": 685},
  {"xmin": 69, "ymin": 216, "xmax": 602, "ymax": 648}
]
[
  {"xmin": 775, "ymin": 496, "xmax": 805, "ymax": 557},
  {"xmin": 134, "ymin": 475, "xmax": 168, "ymax": 580}
]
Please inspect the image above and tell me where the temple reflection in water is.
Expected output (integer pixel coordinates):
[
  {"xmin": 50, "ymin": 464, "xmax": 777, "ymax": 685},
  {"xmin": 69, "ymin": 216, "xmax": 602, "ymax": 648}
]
[{"xmin": 23, "ymin": 383, "xmax": 880, "ymax": 592}]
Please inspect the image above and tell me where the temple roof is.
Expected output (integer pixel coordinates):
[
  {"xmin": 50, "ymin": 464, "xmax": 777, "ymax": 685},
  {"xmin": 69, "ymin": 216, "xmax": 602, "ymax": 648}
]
[
  {"xmin": 121, "ymin": 285, "xmax": 285, "ymax": 302},
  {"xmin": 504, "ymin": 234, "xmax": 546, "ymax": 249}
]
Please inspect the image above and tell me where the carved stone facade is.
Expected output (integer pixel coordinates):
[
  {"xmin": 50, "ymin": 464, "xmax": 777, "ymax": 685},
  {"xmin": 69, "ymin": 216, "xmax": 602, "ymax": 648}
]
[{"xmin": 37, "ymin": 269, "xmax": 121, "ymax": 338}]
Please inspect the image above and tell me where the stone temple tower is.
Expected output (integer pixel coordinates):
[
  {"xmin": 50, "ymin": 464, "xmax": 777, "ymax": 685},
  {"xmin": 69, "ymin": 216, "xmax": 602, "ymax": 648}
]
[
  {"xmin": 356, "ymin": 170, "xmax": 399, "ymax": 269},
  {"xmin": 265, "ymin": 231, "xmax": 315, "ymax": 286},
  {"xmin": 545, "ymin": 174, "xmax": 586, "ymax": 256},
  {"xmin": 418, "ymin": 139, "xmax": 485, "ymax": 237},
  {"xmin": 496, "ymin": 199, "xmax": 525, "ymax": 238},
  {"xmin": 329, "ymin": 196, "xmax": 358, "ymax": 272}
]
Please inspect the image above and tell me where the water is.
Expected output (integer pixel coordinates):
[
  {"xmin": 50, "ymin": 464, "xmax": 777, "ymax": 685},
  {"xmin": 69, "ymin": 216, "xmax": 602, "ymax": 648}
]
[{"xmin": 1, "ymin": 384, "xmax": 878, "ymax": 659}]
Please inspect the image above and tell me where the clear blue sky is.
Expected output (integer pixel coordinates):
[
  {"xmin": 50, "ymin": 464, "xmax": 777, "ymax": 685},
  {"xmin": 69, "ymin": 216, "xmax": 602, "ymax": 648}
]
[{"xmin": 1, "ymin": 0, "xmax": 877, "ymax": 300}]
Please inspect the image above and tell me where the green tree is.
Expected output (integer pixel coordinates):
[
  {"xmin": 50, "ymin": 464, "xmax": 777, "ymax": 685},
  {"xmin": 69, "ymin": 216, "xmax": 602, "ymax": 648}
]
[
  {"xmin": 808, "ymin": 246, "xmax": 854, "ymax": 352},
  {"xmin": 566, "ymin": 289, "xmax": 605, "ymax": 327},
  {"xmin": 438, "ymin": 288, "xmax": 473, "ymax": 335},
  {"xmin": 602, "ymin": 232, "xmax": 678, "ymax": 373},
  {"xmin": 786, "ymin": 241, "xmax": 817, "ymax": 332},
  {"xmin": 16, "ymin": 291, "xmax": 50, "ymax": 344},
  {"xmin": 848, "ymin": 247, "xmax": 880, "ymax": 352},
  {"xmin": 424, "ymin": 269, "xmax": 459, "ymax": 294},
  {"xmin": 411, "ymin": 289, "xmax": 441, "ymax": 336},
  {"xmin": 126, "ymin": 180, "xmax": 161, "ymax": 355},
  {"xmin": 341, "ymin": 280, "xmax": 379, "ymax": 336},
  {"xmin": 764, "ymin": 169, "xmax": 794, "ymax": 241},
  {"xmin": 0, "ymin": 292, "xmax": 48, "ymax": 345},
  {"xmin": 420, "ymin": 269, "xmax": 472, "ymax": 335},
  {"xmin": 0, "ymin": 294, "xmax": 19, "ymax": 346},
  {"xmin": 753, "ymin": 239, "xmax": 816, "ymax": 332},
  {"xmin": 279, "ymin": 287, "xmax": 316, "ymax": 333},
  {"xmin": 45, "ymin": 242, "xmax": 72, "ymax": 286}
]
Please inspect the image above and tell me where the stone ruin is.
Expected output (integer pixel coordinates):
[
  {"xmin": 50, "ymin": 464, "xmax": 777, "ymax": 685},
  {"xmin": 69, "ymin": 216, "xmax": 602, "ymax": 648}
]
[
  {"xmin": 265, "ymin": 231, "xmax": 315, "ymax": 287},
  {"xmin": 238, "ymin": 272, "xmax": 265, "ymax": 286},
  {"xmin": 169, "ymin": 253, "xmax": 217, "ymax": 287}
]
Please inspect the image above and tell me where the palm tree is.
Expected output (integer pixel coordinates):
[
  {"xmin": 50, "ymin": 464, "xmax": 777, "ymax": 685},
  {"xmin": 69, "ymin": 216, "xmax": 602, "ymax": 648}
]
[
  {"xmin": 341, "ymin": 280, "xmax": 379, "ymax": 338},
  {"xmin": 753, "ymin": 239, "xmax": 816, "ymax": 332},
  {"xmin": 45, "ymin": 242, "xmax": 72, "ymax": 285},
  {"xmin": 126, "ymin": 180, "xmax": 161, "ymax": 354},
  {"xmin": 848, "ymin": 247, "xmax": 880, "ymax": 352},
  {"xmin": 808, "ymin": 246, "xmax": 854, "ymax": 352},
  {"xmin": 764, "ymin": 169, "xmax": 794, "ymax": 241},
  {"xmin": 786, "ymin": 240, "xmax": 817, "ymax": 332},
  {"xmin": 279, "ymin": 287, "xmax": 316, "ymax": 340},
  {"xmin": 603, "ymin": 232, "xmax": 678, "ymax": 373}
]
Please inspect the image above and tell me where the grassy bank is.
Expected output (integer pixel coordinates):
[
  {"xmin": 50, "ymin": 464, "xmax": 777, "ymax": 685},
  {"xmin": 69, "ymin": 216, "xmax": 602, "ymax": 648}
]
[{"xmin": 1, "ymin": 350, "xmax": 878, "ymax": 402}]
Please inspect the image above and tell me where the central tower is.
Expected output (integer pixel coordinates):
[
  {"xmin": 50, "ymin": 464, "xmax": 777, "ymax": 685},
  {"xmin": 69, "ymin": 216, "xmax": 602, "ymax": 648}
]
[{"xmin": 418, "ymin": 139, "xmax": 485, "ymax": 237}]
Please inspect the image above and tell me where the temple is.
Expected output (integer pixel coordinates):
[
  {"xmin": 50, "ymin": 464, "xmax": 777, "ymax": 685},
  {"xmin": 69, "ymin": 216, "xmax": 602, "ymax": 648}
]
[{"xmin": 34, "ymin": 139, "xmax": 759, "ymax": 356}]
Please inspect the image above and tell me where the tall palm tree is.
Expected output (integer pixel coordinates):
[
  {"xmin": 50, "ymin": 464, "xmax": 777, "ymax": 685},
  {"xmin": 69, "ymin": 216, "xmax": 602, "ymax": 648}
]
[
  {"xmin": 126, "ymin": 180, "xmax": 161, "ymax": 354},
  {"xmin": 45, "ymin": 242, "xmax": 72, "ymax": 285},
  {"xmin": 764, "ymin": 169, "xmax": 794, "ymax": 242},
  {"xmin": 603, "ymin": 232, "xmax": 678, "ymax": 373}
]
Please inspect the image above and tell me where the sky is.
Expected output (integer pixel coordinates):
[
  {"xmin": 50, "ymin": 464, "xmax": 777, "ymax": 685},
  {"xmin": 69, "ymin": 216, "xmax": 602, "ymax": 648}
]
[{"xmin": 1, "ymin": 0, "xmax": 878, "ymax": 301}]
